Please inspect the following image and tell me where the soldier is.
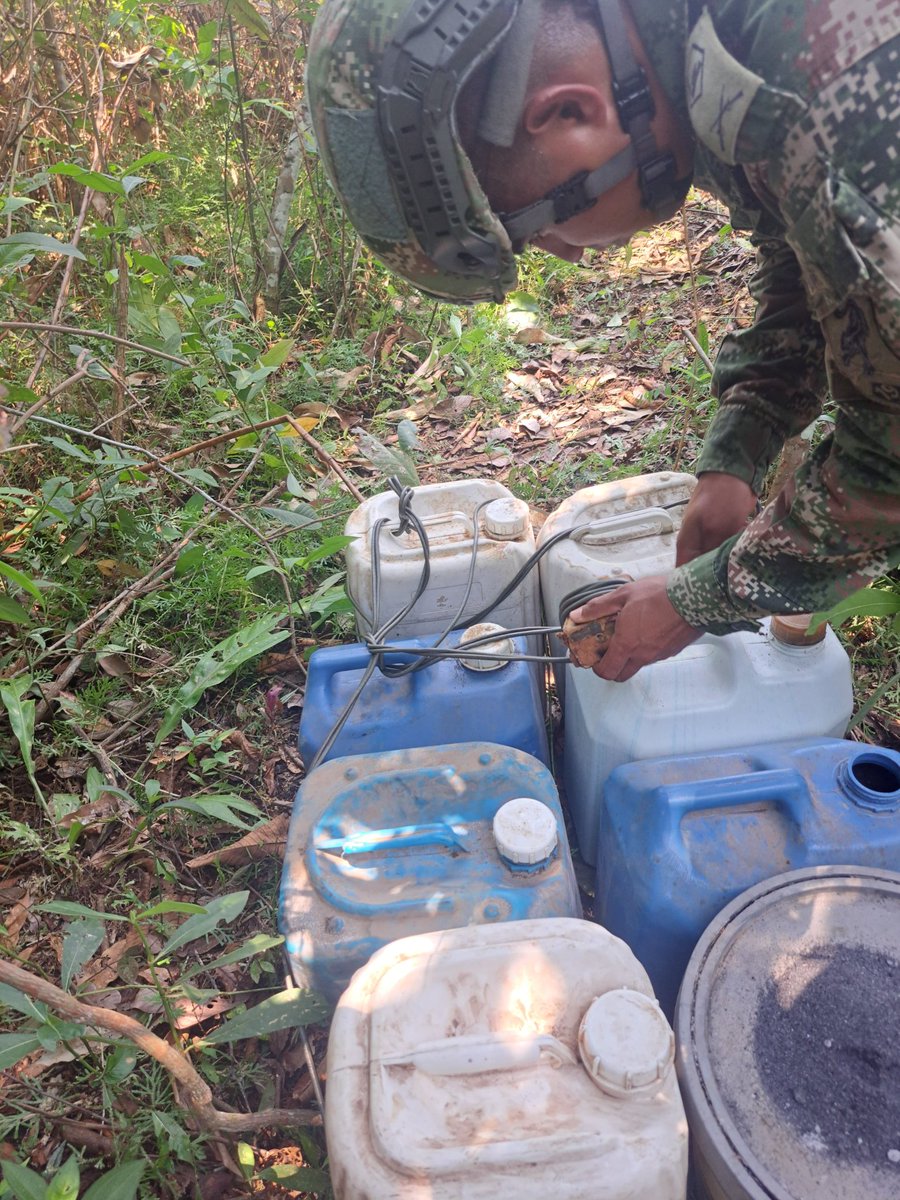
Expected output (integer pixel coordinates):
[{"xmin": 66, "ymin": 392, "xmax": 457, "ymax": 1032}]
[{"xmin": 306, "ymin": 0, "xmax": 900, "ymax": 678}]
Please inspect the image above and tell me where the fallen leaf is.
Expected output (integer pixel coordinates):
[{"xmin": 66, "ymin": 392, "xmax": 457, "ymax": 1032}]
[
  {"xmin": 505, "ymin": 371, "xmax": 544, "ymax": 404},
  {"xmin": 223, "ymin": 730, "xmax": 261, "ymax": 761},
  {"xmin": 58, "ymin": 794, "xmax": 119, "ymax": 831},
  {"xmin": 95, "ymin": 558, "xmax": 142, "ymax": 580},
  {"xmin": 77, "ymin": 927, "xmax": 145, "ymax": 991},
  {"xmin": 97, "ymin": 653, "xmax": 131, "ymax": 678},
  {"xmin": 173, "ymin": 993, "xmax": 237, "ymax": 1031},
  {"xmin": 186, "ymin": 813, "xmax": 290, "ymax": 868},
  {"xmin": 277, "ymin": 415, "xmax": 318, "ymax": 436},
  {"xmin": 0, "ymin": 895, "xmax": 32, "ymax": 948},
  {"xmin": 512, "ymin": 326, "xmax": 556, "ymax": 344}
]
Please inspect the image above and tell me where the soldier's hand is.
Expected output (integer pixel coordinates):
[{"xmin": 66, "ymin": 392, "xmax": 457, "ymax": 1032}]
[
  {"xmin": 567, "ymin": 575, "xmax": 701, "ymax": 682},
  {"xmin": 675, "ymin": 472, "xmax": 758, "ymax": 566}
]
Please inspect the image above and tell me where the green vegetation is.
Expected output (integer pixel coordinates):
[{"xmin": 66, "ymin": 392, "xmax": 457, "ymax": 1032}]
[{"xmin": 0, "ymin": 1, "xmax": 896, "ymax": 1197}]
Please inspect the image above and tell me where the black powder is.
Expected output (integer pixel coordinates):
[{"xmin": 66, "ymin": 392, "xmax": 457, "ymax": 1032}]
[{"xmin": 754, "ymin": 943, "xmax": 900, "ymax": 1169}]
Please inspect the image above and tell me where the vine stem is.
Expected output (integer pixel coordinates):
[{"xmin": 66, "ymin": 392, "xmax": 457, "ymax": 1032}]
[{"xmin": 0, "ymin": 320, "xmax": 190, "ymax": 366}]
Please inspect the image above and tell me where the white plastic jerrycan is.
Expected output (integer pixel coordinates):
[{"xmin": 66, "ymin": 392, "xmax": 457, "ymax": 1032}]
[
  {"xmin": 326, "ymin": 918, "xmax": 688, "ymax": 1200},
  {"xmin": 565, "ymin": 613, "xmax": 853, "ymax": 866},
  {"xmin": 537, "ymin": 472, "xmax": 696, "ymax": 688},
  {"xmin": 345, "ymin": 479, "xmax": 539, "ymax": 641}
]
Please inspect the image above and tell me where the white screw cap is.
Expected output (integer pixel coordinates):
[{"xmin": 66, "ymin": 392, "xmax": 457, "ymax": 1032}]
[
  {"xmin": 493, "ymin": 797, "xmax": 558, "ymax": 865},
  {"xmin": 483, "ymin": 497, "xmax": 530, "ymax": 540},
  {"xmin": 578, "ymin": 988, "xmax": 674, "ymax": 1098},
  {"xmin": 459, "ymin": 622, "xmax": 514, "ymax": 672}
]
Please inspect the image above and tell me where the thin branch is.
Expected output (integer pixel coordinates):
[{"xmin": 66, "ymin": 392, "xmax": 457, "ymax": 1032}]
[
  {"xmin": 684, "ymin": 328, "xmax": 715, "ymax": 375},
  {"xmin": 0, "ymin": 959, "xmax": 320, "ymax": 1133},
  {"xmin": 283, "ymin": 413, "xmax": 364, "ymax": 502},
  {"xmin": 0, "ymin": 321, "xmax": 190, "ymax": 366}
]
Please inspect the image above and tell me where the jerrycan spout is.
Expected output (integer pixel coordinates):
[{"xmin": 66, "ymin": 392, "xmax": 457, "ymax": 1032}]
[{"xmin": 839, "ymin": 750, "xmax": 900, "ymax": 811}]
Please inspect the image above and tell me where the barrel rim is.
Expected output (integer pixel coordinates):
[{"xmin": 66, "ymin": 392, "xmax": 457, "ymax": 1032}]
[{"xmin": 674, "ymin": 864, "xmax": 900, "ymax": 1200}]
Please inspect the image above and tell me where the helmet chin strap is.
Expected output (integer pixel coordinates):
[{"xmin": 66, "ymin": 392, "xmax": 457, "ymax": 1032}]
[{"xmin": 497, "ymin": 0, "xmax": 686, "ymax": 250}]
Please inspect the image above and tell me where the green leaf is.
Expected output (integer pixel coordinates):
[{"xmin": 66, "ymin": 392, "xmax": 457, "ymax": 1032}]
[
  {"xmin": 1, "ymin": 1160, "xmax": 48, "ymax": 1200},
  {"xmin": 0, "ymin": 982, "xmax": 46, "ymax": 1020},
  {"xmin": 104, "ymin": 1043, "xmax": 138, "ymax": 1082},
  {"xmin": 397, "ymin": 419, "xmax": 421, "ymax": 450},
  {"xmin": 80, "ymin": 1161, "xmax": 145, "ymax": 1200},
  {"xmin": 201, "ymin": 987, "xmax": 328, "ymax": 1045},
  {"xmin": 260, "ymin": 504, "xmax": 320, "ymax": 529},
  {"xmin": 0, "ymin": 561, "xmax": 43, "ymax": 600},
  {"xmin": 124, "ymin": 151, "xmax": 172, "ymax": 173},
  {"xmin": 259, "ymin": 338, "xmax": 294, "ymax": 368},
  {"xmin": 180, "ymin": 933, "xmax": 283, "ymax": 981},
  {"xmin": 300, "ymin": 535, "xmax": 355, "ymax": 565},
  {"xmin": 175, "ymin": 544, "xmax": 204, "ymax": 577},
  {"xmin": 0, "ymin": 1033, "xmax": 44, "ymax": 1070},
  {"xmin": 245, "ymin": 564, "xmax": 276, "ymax": 581},
  {"xmin": 155, "ymin": 614, "xmax": 289, "ymax": 745},
  {"xmin": 0, "ymin": 383, "xmax": 41, "ymax": 406},
  {"xmin": 809, "ymin": 586, "xmax": 900, "ymax": 633},
  {"xmin": 45, "ymin": 437, "xmax": 92, "ymax": 462},
  {"xmin": 45, "ymin": 1156, "xmax": 79, "ymax": 1200},
  {"xmin": 61, "ymin": 918, "xmax": 105, "ymax": 990},
  {"xmin": 0, "ymin": 232, "xmax": 86, "ymax": 260},
  {"xmin": 236, "ymin": 1143, "xmax": 255, "ymax": 1182},
  {"xmin": 0, "ymin": 675, "xmax": 44, "ymax": 808},
  {"xmin": 0, "ymin": 594, "xmax": 31, "ymax": 624},
  {"xmin": 157, "ymin": 793, "xmax": 262, "ymax": 830},
  {"xmin": 132, "ymin": 900, "xmax": 206, "ymax": 921},
  {"xmin": 37, "ymin": 901, "xmax": 126, "ymax": 921},
  {"xmin": 153, "ymin": 890, "xmax": 250, "ymax": 962},
  {"xmin": 224, "ymin": 0, "xmax": 271, "ymax": 39},
  {"xmin": 353, "ymin": 427, "xmax": 419, "ymax": 486},
  {"xmin": 257, "ymin": 1165, "xmax": 332, "ymax": 1193},
  {"xmin": 0, "ymin": 197, "xmax": 34, "ymax": 215},
  {"xmin": 49, "ymin": 163, "xmax": 125, "ymax": 195},
  {"xmin": 151, "ymin": 1111, "xmax": 192, "ymax": 1159},
  {"xmin": 157, "ymin": 306, "xmax": 181, "ymax": 346}
]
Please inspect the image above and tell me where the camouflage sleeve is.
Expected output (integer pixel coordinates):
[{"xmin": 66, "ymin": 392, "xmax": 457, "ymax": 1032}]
[
  {"xmin": 668, "ymin": 198, "xmax": 900, "ymax": 634},
  {"xmin": 696, "ymin": 234, "xmax": 828, "ymax": 494}
]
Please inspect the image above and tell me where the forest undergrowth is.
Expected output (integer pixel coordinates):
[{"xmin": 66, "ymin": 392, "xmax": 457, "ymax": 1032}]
[{"xmin": 0, "ymin": 2, "xmax": 897, "ymax": 1198}]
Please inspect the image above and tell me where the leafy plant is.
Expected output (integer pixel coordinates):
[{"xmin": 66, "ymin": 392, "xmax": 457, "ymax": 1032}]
[{"xmin": 1, "ymin": 1156, "xmax": 145, "ymax": 1200}]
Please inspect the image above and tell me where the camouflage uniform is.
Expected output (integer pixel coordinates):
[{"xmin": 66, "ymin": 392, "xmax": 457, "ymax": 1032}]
[
  {"xmin": 658, "ymin": 0, "xmax": 900, "ymax": 631},
  {"xmin": 307, "ymin": 0, "xmax": 899, "ymax": 632}
]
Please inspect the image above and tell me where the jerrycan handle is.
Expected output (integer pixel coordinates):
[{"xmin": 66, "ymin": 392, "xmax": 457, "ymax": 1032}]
[
  {"xmin": 314, "ymin": 821, "xmax": 469, "ymax": 857},
  {"xmin": 381, "ymin": 509, "xmax": 472, "ymax": 544},
  {"xmin": 324, "ymin": 642, "xmax": 420, "ymax": 674},
  {"xmin": 662, "ymin": 768, "xmax": 809, "ymax": 827},
  {"xmin": 386, "ymin": 1032, "xmax": 576, "ymax": 1076},
  {"xmin": 571, "ymin": 507, "xmax": 675, "ymax": 546}
]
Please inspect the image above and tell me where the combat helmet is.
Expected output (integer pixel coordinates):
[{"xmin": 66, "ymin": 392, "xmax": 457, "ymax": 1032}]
[{"xmin": 306, "ymin": 0, "xmax": 685, "ymax": 303}]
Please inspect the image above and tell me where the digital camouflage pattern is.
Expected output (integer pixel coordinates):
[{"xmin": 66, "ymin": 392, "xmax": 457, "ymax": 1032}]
[
  {"xmin": 305, "ymin": 0, "xmax": 900, "ymax": 632},
  {"xmin": 658, "ymin": 0, "xmax": 900, "ymax": 631}
]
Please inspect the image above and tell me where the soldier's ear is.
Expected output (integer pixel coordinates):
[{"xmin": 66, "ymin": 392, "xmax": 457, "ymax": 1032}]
[{"xmin": 522, "ymin": 83, "xmax": 611, "ymax": 138}]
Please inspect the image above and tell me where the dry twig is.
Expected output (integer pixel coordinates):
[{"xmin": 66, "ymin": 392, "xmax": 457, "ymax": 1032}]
[{"xmin": 0, "ymin": 959, "xmax": 320, "ymax": 1133}]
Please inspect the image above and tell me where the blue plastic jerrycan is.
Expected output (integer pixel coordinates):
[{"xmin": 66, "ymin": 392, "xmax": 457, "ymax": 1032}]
[
  {"xmin": 279, "ymin": 742, "xmax": 581, "ymax": 1003},
  {"xmin": 597, "ymin": 737, "xmax": 900, "ymax": 1017},
  {"xmin": 298, "ymin": 624, "xmax": 549, "ymax": 768}
]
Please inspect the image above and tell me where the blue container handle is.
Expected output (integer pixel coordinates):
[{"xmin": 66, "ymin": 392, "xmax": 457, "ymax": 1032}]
[
  {"xmin": 314, "ymin": 821, "xmax": 470, "ymax": 857},
  {"xmin": 320, "ymin": 642, "xmax": 421, "ymax": 674},
  {"xmin": 661, "ymin": 768, "xmax": 809, "ymax": 826}
]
